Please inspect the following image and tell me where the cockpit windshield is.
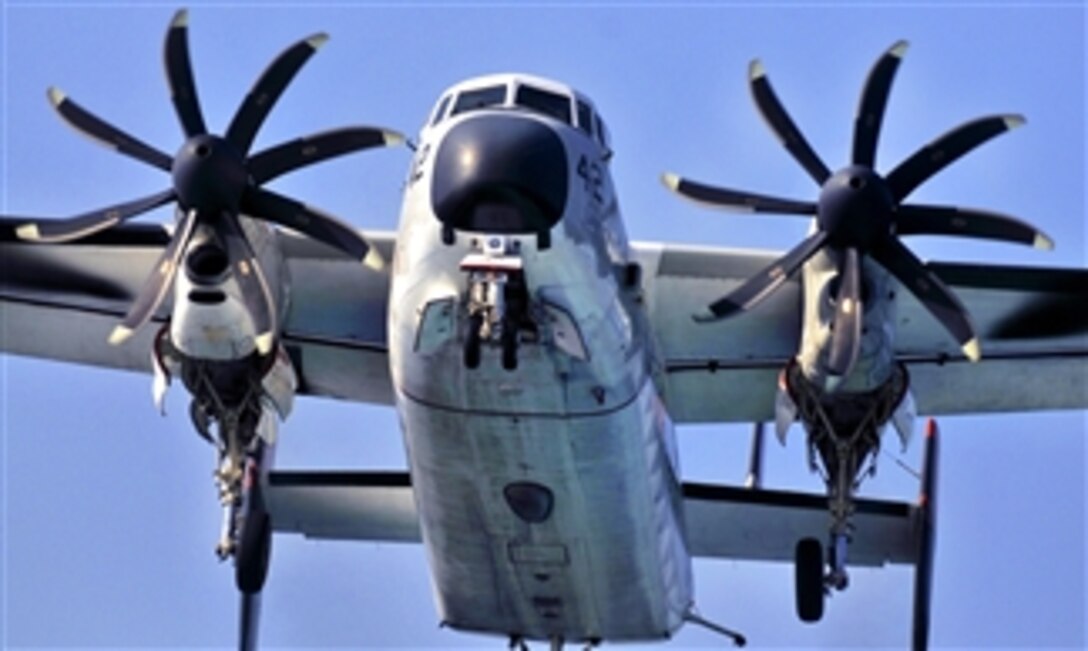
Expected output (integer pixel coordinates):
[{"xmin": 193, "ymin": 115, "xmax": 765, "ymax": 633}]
[
  {"xmin": 450, "ymin": 85, "xmax": 507, "ymax": 117},
  {"xmin": 432, "ymin": 78, "xmax": 603, "ymax": 152},
  {"xmin": 514, "ymin": 85, "xmax": 571, "ymax": 125}
]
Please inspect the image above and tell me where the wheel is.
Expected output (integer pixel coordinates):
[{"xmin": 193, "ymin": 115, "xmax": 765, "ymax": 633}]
[
  {"xmin": 501, "ymin": 322, "xmax": 518, "ymax": 371},
  {"xmin": 463, "ymin": 313, "xmax": 483, "ymax": 369},
  {"xmin": 235, "ymin": 511, "xmax": 272, "ymax": 594},
  {"xmin": 795, "ymin": 537, "xmax": 825, "ymax": 622}
]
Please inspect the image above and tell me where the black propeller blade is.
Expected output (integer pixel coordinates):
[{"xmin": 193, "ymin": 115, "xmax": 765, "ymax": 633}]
[
  {"xmin": 664, "ymin": 40, "xmax": 1052, "ymax": 384},
  {"xmin": 826, "ymin": 247, "xmax": 863, "ymax": 386},
  {"xmin": 886, "ymin": 114, "xmax": 1025, "ymax": 202},
  {"xmin": 225, "ymin": 33, "xmax": 327, "ymax": 156},
  {"xmin": 15, "ymin": 189, "xmax": 176, "ymax": 243},
  {"xmin": 247, "ymin": 126, "xmax": 403, "ymax": 185},
  {"xmin": 748, "ymin": 59, "xmax": 831, "ymax": 185},
  {"xmin": 661, "ymin": 173, "xmax": 815, "ymax": 215},
  {"xmin": 14, "ymin": 9, "xmax": 404, "ymax": 349},
  {"xmin": 47, "ymin": 87, "xmax": 174, "ymax": 171},
  {"xmin": 694, "ymin": 230, "xmax": 828, "ymax": 322},
  {"xmin": 852, "ymin": 40, "xmax": 907, "ymax": 168},
  {"xmin": 220, "ymin": 214, "xmax": 278, "ymax": 355},
  {"xmin": 165, "ymin": 9, "xmax": 207, "ymax": 138},
  {"xmin": 108, "ymin": 209, "xmax": 197, "ymax": 346}
]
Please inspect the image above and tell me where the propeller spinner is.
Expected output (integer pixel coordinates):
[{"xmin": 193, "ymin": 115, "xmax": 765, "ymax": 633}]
[
  {"xmin": 16, "ymin": 9, "xmax": 403, "ymax": 354},
  {"xmin": 663, "ymin": 40, "xmax": 1052, "ymax": 385}
]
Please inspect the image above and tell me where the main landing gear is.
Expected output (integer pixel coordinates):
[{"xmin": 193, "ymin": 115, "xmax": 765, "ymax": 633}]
[
  {"xmin": 152, "ymin": 331, "xmax": 296, "ymax": 594},
  {"xmin": 461, "ymin": 235, "xmax": 533, "ymax": 371},
  {"xmin": 782, "ymin": 360, "xmax": 911, "ymax": 622}
]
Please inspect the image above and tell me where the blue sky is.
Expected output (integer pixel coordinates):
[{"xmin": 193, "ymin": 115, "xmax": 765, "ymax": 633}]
[{"xmin": 1, "ymin": 2, "xmax": 1085, "ymax": 649}]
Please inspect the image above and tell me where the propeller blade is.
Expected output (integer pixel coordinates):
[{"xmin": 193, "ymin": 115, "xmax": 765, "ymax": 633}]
[
  {"xmin": 238, "ymin": 592, "xmax": 261, "ymax": 651},
  {"xmin": 47, "ymin": 88, "xmax": 173, "ymax": 172},
  {"xmin": 661, "ymin": 173, "xmax": 816, "ymax": 215},
  {"xmin": 748, "ymin": 59, "xmax": 831, "ymax": 185},
  {"xmin": 694, "ymin": 230, "xmax": 828, "ymax": 322},
  {"xmin": 164, "ymin": 9, "xmax": 207, "ymax": 138},
  {"xmin": 241, "ymin": 187, "xmax": 384, "ymax": 270},
  {"xmin": 247, "ymin": 127, "xmax": 404, "ymax": 185},
  {"xmin": 826, "ymin": 247, "xmax": 863, "ymax": 390},
  {"xmin": 886, "ymin": 114, "xmax": 1025, "ymax": 202},
  {"xmin": 225, "ymin": 33, "xmax": 329, "ymax": 156},
  {"xmin": 853, "ymin": 40, "xmax": 908, "ymax": 167},
  {"xmin": 15, "ymin": 189, "xmax": 176, "ymax": 243},
  {"xmin": 108, "ymin": 209, "xmax": 197, "ymax": 346},
  {"xmin": 896, "ymin": 204, "xmax": 1053, "ymax": 249},
  {"xmin": 872, "ymin": 237, "xmax": 979, "ymax": 361},
  {"xmin": 220, "ymin": 215, "xmax": 277, "ymax": 356}
]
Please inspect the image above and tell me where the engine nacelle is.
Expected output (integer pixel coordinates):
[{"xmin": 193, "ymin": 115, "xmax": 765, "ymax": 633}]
[{"xmin": 170, "ymin": 239, "xmax": 261, "ymax": 360}]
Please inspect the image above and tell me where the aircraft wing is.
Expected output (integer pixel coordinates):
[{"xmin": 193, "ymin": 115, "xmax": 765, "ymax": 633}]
[
  {"xmin": 0, "ymin": 220, "xmax": 395, "ymax": 405},
  {"xmin": 634, "ymin": 242, "xmax": 1088, "ymax": 423},
  {"xmin": 265, "ymin": 470, "xmax": 918, "ymax": 566}
]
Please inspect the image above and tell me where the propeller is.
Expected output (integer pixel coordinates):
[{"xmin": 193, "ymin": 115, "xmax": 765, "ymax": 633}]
[
  {"xmin": 663, "ymin": 40, "xmax": 1052, "ymax": 386},
  {"xmin": 15, "ymin": 9, "xmax": 404, "ymax": 353}
]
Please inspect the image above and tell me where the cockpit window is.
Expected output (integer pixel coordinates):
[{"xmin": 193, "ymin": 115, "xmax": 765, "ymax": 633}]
[
  {"xmin": 451, "ymin": 85, "xmax": 507, "ymax": 116},
  {"xmin": 430, "ymin": 94, "xmax": 452, "ymax": 126},
  {"xmin": 596, "ymin": 114, "xmax": 610, "ymax": 149},
  {"xmin": 576, "ymin": 100, "xmax": 594, "ymax": 137},
  {"xmin": 515, "ymin": 85, "xmax": 572, "ymax": 124}
]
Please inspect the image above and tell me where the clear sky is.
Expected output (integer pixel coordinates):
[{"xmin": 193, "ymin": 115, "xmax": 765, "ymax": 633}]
[{"xmin": 1, "ymin": 2, "xmax": 1085, "ymax": 649}]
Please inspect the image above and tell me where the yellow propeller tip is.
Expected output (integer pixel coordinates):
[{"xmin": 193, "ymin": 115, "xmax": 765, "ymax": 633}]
[
  {"xmin": 889, "ymin": 40, "xmax": 910, "ymax": 58},
  {"xmin": 1005, "ymin": 114, "xmax": 1027, "ymax": 129},
  {"xmin": 962, "ymin": 338, "xmax": 981, "ymax": 362},
  {"xmin": 363, "ymin": 248, "xmax": 385, "ymax": 271},
  {"xmin": 1034, "ymin": 233, "xmax": 1054, "ymax": 251},
  {"xmin": 107, "ymin": 326, "xmax": 133, "ymax": 346},
  {"xmin": 661, "ymin": 172, "xmax": 681, "ymax": 192},
  {"xmin": 383, "ymin": 130, "xmax": 406, "ymax": 147},
  {"xmin": 170, "ymin": 9, "xmax": 189, "ymax": 28},
  {"xmin": 307, "ymin": 33, "xmax": 330, "ymax": 49},
  {"xmin": 47, "ymin": 87, "xmax": 66, "ymax": 107},
  {"xmin": 15, "ymin": 223, "xmax": 41, "ymax": 241},
  {"xmin": 254, "ymin": 332, "xmax": 275, "ymax": 356},
  {"xmin": 748, "ymin": 59, "xmax": 766, "ymax": 81}
]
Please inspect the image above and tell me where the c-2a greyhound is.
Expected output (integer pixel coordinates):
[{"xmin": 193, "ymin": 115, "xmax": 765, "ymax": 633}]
[{"xmin": 2, "ymin": 10, "xmax": 1085, "ymax": 651}]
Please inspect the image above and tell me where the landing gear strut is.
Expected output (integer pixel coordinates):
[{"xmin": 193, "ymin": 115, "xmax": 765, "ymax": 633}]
[
  {"xmin": 153, "ymin": 332, "xmax": 295, "ymax": 595},
  {"xmin": 784, "ymin": 360, "xmax": 909, "ymax": 621},
  {"xmin": 460, "ymin": 235, "xmax": 532, "ymax": 371}
]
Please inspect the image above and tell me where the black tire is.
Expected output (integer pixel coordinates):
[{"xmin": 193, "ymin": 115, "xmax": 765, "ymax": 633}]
[
  {"xmin": 501, "ymin": 323, "xmax": 518, "ymax": 371},
  {"xmin": 795, "ymin": 537, "xmax": 825, "ymax": 622},
  {"xmin": 464, "ymin": 314, "xmax": 483, "ymax": 369},
  {"xmin": 236, "ymin": 512, "xmax": 272, "ymax": 594}
]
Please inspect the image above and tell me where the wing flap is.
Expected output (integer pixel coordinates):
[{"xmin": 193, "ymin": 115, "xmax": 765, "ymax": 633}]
[
  {"xmin": 683, "ymin": 483, "xmax": 918, "ymax": 566},
  {"xmin": 265, "ymin": 471, "xmax": 421, "ymax": 542}
]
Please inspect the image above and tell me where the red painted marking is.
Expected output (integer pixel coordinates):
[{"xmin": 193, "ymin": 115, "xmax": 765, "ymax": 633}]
[{"xmin": 925, "ymin": 418, "xmax": 938, "ymax": 438}]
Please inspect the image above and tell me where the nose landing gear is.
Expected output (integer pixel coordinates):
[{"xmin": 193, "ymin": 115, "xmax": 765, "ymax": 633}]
[{"xmin": 460, "ymin": 235, "xmax": 532, "ymax": 371}]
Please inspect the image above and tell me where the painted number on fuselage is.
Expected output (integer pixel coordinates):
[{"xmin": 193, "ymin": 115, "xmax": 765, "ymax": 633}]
[{"xmin": 577, "ymin": 155, "xmax": 603, "ymax": 204}]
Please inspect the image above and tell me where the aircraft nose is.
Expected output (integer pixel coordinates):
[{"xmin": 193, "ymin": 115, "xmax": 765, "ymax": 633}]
[{"xmin": 431, "ymin": 114, "xmax": 568, "ymax": 241}]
